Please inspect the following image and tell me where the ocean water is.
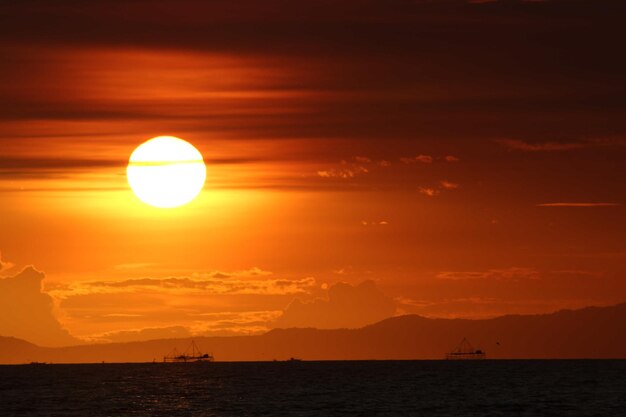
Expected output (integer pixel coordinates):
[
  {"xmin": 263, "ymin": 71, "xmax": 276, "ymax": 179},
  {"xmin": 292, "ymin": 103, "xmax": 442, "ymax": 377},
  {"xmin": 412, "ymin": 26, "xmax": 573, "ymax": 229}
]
[{"xmin": 0, "ymin": 360, "xmax": 624, "ymax": 416}]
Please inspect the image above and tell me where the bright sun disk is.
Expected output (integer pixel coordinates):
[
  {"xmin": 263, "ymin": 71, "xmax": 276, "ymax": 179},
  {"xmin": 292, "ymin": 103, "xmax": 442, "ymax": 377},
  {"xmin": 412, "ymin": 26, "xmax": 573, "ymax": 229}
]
[{"xmin": 127, "ymin": 136, "xmax": 206, "ymax": 208}]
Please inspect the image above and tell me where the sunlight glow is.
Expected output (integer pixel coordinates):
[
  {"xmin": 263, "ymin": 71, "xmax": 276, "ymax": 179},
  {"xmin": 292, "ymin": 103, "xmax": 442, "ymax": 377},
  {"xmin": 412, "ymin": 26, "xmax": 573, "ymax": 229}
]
[{"xmin": 127, "ymin": 136, "xmax": 206, "ymax": 208}]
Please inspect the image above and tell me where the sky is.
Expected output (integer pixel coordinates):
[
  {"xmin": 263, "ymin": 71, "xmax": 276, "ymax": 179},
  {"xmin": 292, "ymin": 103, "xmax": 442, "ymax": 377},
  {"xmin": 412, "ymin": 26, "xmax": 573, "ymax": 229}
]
[{"xmin": 0, "ymin": 0, "xmax": 625, "ymax": 347}]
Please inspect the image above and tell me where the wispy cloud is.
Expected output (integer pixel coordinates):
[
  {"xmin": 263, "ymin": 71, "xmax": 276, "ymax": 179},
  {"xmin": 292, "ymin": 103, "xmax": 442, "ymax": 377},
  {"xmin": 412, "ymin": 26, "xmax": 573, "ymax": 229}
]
[
  {"xmin": 87, "ymin": 309, "xmax": 284, "ymax": 342},
  {"xmin": 496, "ymin": 138, "xmax": 626, "ymax": 152},
  {"xmin": 537, "ymin": 203, "xmax": 621, "ymax": 207},
  {"xmin": 331, "ymin": 265, "xmax": 373, "ymax": 276},
  {"xmin": 354, "ymin": 156, "xmax": 371, "ymax": 164},
  {"xmin": 0, "ymin": 251, "xmax": 14, "ymax": 273},
  {"xmin": 419, "ymin": 187, "xmax": 439, "ymax": 197},
  {"xmin": 317, "ymin": 157, "xmax": 373, "ymax": 179},
  {"xmin": 417, "ymin": 178, "xmax": 461, "ymax": 197},
  {"xmin": 193, "ymin": 267, "xmax": 273, "ymax": 279},
  {"xmin": 51, "ymin": 272, "xmax": 316, "ymax": 299},
  {"xmin": 90, "ymin": 325, "xmax": 192, "ymax": 344},
  {"xmin": 439, "ymin": 180, "xmax": 459, "ymax": 190},
  {"xmin": 495, "ymin": 139, "xmax": 587, "ymax": 151},
  {"xmin": 361, "ymin": 220, "xmax": 389, "ymax": 226},
  {"xmin": 401, "ymin": 155, "xmax": 433, "ymax": 164},
  {"xmin": 402, "ymin": 154, "xmax": 460, "ymax": 164},
  {"xmin": 192, "ymin": 310, "xmax": 282, "ymax": 336},
  {"xmin": 317, "ymin": 166, "xmax": 368, "ymax": 179},
  {"xmin": 437, "ymin": 267, "xmax": 540, "ymax": 281}
]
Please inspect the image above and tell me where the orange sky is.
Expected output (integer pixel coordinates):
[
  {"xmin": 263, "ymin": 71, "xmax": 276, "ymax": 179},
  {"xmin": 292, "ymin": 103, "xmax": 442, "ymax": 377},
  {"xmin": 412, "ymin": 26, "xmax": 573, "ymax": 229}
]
[{"xmin": 1, "ymin": 0, "xmax": 625, "ymax": 347}]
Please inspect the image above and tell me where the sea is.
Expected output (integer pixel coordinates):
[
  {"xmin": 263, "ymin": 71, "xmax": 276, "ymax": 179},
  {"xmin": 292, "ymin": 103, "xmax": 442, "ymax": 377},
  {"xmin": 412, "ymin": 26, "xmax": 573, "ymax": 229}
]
[{"xmin": 0, "ymin": 360, "xmax": 624, "ymax": 416}]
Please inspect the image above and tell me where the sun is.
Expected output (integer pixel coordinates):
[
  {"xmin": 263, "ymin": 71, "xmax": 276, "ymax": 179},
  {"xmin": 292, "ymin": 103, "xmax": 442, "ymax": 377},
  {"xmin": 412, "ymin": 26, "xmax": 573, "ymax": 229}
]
[{"xmin": 127, "ymin": 136, "xmax": 206, "ymax": 208}]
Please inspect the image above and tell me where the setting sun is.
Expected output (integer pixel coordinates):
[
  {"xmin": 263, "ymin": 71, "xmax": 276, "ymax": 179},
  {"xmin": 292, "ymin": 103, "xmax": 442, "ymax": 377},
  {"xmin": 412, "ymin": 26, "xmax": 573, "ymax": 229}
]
[
  {"xmin": 127, "ymin": 136, "xmax": 206, "ymax": 208},
  {"xmin": 1, "ymin": 1, "xmax": 625, "ymax": 414}
]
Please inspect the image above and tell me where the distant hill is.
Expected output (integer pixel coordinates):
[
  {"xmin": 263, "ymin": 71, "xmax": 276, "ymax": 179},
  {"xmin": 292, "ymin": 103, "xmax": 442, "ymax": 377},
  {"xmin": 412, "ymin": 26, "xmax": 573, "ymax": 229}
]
[
  {"xmin": 0, "ymin": 336, "xmax": 39, "ymax": 362},
  {"xmin": 1, "ymin": 302, "xmax": 625, "ymax": 364}
]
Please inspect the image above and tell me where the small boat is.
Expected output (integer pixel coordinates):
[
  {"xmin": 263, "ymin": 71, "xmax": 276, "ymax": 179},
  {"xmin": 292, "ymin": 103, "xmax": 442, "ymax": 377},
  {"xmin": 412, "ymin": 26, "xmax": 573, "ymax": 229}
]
[
  {"xmin": 163, "ymin": 340, "xmax": 214, "ymax": 363},
  {"xmin": 445, "ymin": 338, "xmax": 486, "ymax": 360},
  {"xmin": 287, "ymin": 357, "xmax": 302, "ymax": 362}
]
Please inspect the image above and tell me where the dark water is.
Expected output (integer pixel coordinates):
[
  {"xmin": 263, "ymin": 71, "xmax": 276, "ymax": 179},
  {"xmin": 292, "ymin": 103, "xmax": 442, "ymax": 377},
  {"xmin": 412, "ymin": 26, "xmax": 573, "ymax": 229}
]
[{"xmin": 1, "ymin": 360, "xmax": 625, "ymax": 416}]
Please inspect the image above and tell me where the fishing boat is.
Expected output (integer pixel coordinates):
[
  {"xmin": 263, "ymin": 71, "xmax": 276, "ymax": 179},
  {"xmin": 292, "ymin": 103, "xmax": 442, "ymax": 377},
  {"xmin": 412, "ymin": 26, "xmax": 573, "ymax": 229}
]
[
  {"xmin": 445, "ymin": 338, "xmax": 486, "ymax": 360},
  {"xmin": 163, "ymin": 340, "xmax": 214, "ymax": 363}
]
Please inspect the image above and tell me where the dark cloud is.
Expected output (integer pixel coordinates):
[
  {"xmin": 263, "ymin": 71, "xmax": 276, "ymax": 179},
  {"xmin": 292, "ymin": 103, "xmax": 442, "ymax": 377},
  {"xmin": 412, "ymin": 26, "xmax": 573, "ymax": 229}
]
[
  {"xmin": 0, "ymin": 266, "xmax": 79, "ymax": 346},
  {"xmin": 0, "ymin": 156, "xmax": 281, "ymax": 179},
  {"xmin": 537, "ymin": 203, "xmax": 621, "ymax": 207},
  {"xmin": 1, "ymin": 0, "xmax": 625, "ymax": 142},
  {"xmin": 274, "ymin": 280, "xmax": 397, "ymax": 329}
]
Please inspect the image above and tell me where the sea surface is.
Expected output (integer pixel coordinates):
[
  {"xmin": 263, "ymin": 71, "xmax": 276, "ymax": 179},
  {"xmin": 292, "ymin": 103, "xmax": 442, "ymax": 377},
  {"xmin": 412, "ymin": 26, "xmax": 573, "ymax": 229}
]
[{"xmin": 0, "ymin": 360, "xmax": 624, "ymax": 416}]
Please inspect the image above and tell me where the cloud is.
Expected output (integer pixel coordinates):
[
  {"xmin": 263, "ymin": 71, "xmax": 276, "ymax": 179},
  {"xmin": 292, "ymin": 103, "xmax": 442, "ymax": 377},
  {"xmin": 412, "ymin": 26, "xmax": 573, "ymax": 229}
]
[
  {"xmin": 331, "ymin": 266, "xmax": 373, "ymax": 276},
  {"xmin": 315, "ymin": 156, "xmax": 390, "ymax": 182},
  {"xmin": 361, "ymin": 220, "xmax": 389, "ymax": 226},
  {"xmin": 440, "ymin": 180, "xmax": 459, "ymax": 190},
  {"xmin": 402, "ymin": 155, "xmax": 461, "ymax": 164},
  {"xmin": 401, "ymin": 155, "xmax": 433, "ymax": 164},
  {"xmin": 0, "ymin": 251, "xmax": 14, "ymax": 272},
  {"xmin": 52, "ymin": 273, "xmax": 316, "ymax": 298},
  {"xmin": 193, "ymin": 267, "xmax": 273, "ymax": 279},
  {"xmin": 92, "ymin": 326, "xmax": 192, "ymax": 344},
  {"xmin": 88, "ymin": 315, "xmax": 279, "ymax": 342},
  {"xmin": 415, "ymin": 155, "xmax": 433, "ymax": 163},
  {"xmin": 498, "ymin": 137, "xmax": 626, "ymax": 153},
  {"xmin": 89, "ymin": 311, "xmax": 283, "ymax": 341},
  {"xmin": 495, "ymin": 139, "xmax": 588, "ymax": 152},
  {"xmin": 537, "ymin": 203, "xmax": 621, "ymax": 207},
  {"xmin": 47, "ymin": 268, "xmax": 319, "ymax": 340},
  {"xmin": 317, "ymin": 163, "xmax": 369, "ymax": 179},
  {"xmin": 0, "ymin": 266, "xmax": 79, "ymax": 346},
  {"xmin": 419, "ymin": 187, "xmax": 439, "ymax": 197},
  {"xmin": 190, "ymin": 310, "xmax": 282, "ymax": 336},
  {"xmin": 0, "ymin": 156, "xmax": 280, "ymax": 179},
  {"xmin": 274, "ymin": 280, "xmax": 396, "ymax": 329},
  {"xmin": 419, "ymin": 180, "xmax": 461, "ymax": 197},
  {"xmin": 436, "ymin": 267, "xmax": 540, "ymax": 281}
]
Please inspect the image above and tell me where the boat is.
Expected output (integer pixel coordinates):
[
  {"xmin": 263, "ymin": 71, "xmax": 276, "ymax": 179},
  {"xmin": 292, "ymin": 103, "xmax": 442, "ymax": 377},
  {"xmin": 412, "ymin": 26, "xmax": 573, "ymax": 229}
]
[
  {"xmin": 445, "ymin": 338, "xmax": 486, "ymax": 360},
  {"xmin": 163, "ymin": 340, "xmax": 214, "ymax": 363}
]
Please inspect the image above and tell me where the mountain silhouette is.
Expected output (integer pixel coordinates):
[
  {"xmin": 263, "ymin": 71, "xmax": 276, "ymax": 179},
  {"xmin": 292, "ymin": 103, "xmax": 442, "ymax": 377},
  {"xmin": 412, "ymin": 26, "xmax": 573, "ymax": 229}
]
[{"xmin": 2, "ymin": 302, "xmax": 625, "ymax": 364}]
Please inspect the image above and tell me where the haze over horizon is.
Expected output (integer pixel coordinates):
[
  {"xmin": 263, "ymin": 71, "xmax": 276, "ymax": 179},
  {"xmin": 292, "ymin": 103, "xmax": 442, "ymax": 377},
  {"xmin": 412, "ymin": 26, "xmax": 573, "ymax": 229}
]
[{"xmin": 1, "ymin": 0, "xmax": 625, "ymax": 351}]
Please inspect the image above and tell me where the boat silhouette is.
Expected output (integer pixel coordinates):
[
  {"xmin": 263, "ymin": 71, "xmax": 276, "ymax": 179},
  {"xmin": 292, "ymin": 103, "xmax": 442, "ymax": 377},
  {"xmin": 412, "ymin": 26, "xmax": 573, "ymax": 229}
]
[
  {"xmin": 445, "ymin": 338, "xmax": 486, "ymax": 360},
  {"xmin": 163, "ymin": 340, "xmax": 214, "ymax": 363}
]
